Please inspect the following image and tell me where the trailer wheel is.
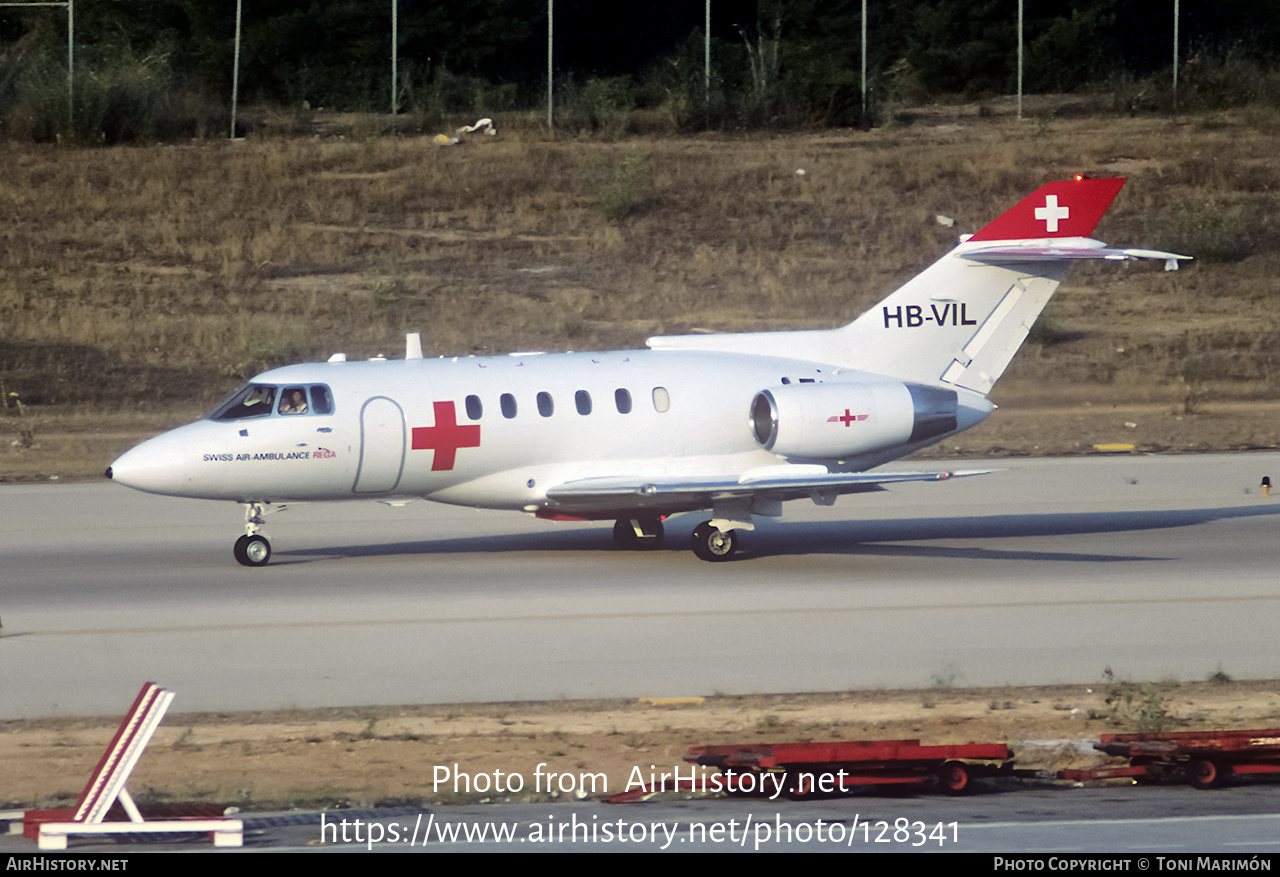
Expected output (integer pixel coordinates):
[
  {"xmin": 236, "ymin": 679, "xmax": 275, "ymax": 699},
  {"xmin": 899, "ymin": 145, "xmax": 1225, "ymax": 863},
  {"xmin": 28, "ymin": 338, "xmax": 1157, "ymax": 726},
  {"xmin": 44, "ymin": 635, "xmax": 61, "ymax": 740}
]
[
  {"xmin": 1188, "ymin": 758, "xmax": 1230, "ymax": 790},
  {"xmin": 784, "ymin": 771, "xmax": 816, "ymax": 801},
  {"xmin": 937, "ymin": 761, "xmax": 971, "ymax": 796}
]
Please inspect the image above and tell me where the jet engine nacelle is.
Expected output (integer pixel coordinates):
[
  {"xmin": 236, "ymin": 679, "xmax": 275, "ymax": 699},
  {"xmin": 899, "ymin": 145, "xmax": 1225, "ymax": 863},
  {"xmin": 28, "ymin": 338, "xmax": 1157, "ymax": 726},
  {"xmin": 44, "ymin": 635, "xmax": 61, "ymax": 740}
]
[{"xmin": 750, "ymin": 381, "xmax": 958, "ymax": 460}]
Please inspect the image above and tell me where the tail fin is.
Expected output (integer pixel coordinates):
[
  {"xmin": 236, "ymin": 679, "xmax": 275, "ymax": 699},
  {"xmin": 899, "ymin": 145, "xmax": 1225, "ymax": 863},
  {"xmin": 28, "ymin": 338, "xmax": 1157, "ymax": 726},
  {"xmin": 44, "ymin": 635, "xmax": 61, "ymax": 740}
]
[
  {"xmin": 967, "ymin": 177, "xmax": 1126, "ymax": 241},
  {"xmin": 647, "ymin": 177, "xmax": 1187, "ymax": 391},
  {"xmin": 836, "ymin": 177, "xmax": 1187, "ymax": 394}
]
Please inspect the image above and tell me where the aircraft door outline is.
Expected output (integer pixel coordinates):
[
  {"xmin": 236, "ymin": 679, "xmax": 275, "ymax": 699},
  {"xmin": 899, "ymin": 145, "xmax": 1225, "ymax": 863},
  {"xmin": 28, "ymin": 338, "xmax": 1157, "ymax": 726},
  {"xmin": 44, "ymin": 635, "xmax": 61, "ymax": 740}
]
[{"xmin": 353, "ymin": 396, "xmax": 406, "ymax": 493}]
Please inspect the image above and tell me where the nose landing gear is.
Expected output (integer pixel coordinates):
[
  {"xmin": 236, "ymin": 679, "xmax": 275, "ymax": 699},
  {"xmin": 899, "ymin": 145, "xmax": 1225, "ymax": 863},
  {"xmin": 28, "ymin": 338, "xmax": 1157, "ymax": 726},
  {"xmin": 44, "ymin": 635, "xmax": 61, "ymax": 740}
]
[{"xmin": 233, "ymin": 502, "xmax": 272, "ymax": 567}]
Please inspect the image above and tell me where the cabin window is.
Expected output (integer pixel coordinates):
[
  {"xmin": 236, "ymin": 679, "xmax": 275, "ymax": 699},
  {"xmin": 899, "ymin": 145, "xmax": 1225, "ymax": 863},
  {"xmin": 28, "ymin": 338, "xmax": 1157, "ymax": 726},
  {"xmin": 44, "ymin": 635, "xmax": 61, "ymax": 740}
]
[
  {"xmin": 799, "ymin": 377, "xmax": 816, "ymax": 383},
  {"xmin": 500, "ymin": 393, "xmax": 517, "ymax": 419},
  {"xmin": 537, "ymin": 391, "xmax": 554, "ymax": 417},
  {"xmin": 575, "ymin": 390, "xmax": 592, "ymax": 415},
  {"xmin": 652, "ymin": 387, "xmax": 670, "ymax": 413},
  {"xmin": 780, "ymin": 377, "xmax": 792, "ymax": 385},
  {"xmin": 615, "ymin": 388, "xmax": 632, "ymax": 414},
  {"xmin": 465, "ymin": 395, "xmax": 483, "ymax": 420}
]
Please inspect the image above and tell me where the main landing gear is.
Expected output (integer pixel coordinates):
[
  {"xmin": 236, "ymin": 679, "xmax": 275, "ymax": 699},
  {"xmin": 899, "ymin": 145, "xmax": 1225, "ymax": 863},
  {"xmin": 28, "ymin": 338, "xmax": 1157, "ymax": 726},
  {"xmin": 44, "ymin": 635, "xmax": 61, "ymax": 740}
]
[
  {"xmin": 612, "ymin": 515, "xmax": 742, "ymax": 561},
  {"xmin": 612, "ymin": 516, "xmax": 664, "ymax": 549},
  {"xmin": 691, "ymin": 521, "xmax": 738, "ymax": 562},
  {"xmin": 233, "ymin": 502, "xmax": 272, "ymax": 567}
]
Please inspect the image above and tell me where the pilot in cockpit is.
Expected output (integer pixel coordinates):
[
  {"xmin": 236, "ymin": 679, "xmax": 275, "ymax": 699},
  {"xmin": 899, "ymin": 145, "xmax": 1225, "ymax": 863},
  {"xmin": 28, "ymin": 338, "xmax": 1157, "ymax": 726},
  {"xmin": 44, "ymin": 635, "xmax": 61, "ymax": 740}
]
[{"xmin": 279, "ymin": 388, "xmax": 308, "ymax": 415}]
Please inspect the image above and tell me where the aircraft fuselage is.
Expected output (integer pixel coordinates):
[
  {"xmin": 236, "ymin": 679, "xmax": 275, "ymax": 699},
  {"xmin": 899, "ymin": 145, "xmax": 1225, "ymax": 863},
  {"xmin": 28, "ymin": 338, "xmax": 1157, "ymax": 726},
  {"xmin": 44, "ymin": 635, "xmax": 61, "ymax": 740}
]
[{"xmin": 109, "ymin": 348, "xmax": 991, "ymax": 513}]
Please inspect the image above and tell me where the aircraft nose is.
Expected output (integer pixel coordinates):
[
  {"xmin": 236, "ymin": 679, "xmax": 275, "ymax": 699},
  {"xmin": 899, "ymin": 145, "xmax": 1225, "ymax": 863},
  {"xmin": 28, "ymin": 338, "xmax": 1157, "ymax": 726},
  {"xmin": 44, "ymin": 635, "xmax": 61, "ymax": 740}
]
[{"xmin": 108, "ymin": 432, "xmax": 192, "ymax": 496}]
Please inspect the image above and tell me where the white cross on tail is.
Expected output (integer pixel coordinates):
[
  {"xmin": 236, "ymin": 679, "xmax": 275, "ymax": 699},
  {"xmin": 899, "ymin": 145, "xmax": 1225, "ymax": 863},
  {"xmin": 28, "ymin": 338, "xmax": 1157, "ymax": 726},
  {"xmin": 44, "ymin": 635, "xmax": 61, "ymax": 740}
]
[{"xmin": 1034, "ymin": 194, "xmax": 1070, "ymax": 232}]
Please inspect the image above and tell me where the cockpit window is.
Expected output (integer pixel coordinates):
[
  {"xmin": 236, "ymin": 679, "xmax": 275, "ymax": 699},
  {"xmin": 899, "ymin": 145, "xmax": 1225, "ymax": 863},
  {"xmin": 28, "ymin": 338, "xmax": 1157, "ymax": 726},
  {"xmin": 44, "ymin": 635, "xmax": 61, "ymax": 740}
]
[
  {"xmin": 311, "ymin": 385, "xmax": 334, "ymax": 415},
  {"xmin": 278, "ymin": 387, "xmax": 309, "ymax": 415},
  {"xmin": 210, "ymin": 383, "xmax": 335, "ymax": 421},
  {"xmin": 211, "ymin": 384, "xmax": 277, "ymax": 421}
]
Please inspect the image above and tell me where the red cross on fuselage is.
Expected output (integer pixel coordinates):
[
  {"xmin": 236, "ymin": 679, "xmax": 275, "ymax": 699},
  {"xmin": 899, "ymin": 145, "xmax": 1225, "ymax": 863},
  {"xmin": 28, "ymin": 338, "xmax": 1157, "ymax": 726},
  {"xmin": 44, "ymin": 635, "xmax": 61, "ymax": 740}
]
[
  {"xmin": 838, "ymin": 409, "xmax": 857, "ymax": 426},
  {"xmin": 411, "ymin": 401, "xmax": 481, "ymax": 471}
]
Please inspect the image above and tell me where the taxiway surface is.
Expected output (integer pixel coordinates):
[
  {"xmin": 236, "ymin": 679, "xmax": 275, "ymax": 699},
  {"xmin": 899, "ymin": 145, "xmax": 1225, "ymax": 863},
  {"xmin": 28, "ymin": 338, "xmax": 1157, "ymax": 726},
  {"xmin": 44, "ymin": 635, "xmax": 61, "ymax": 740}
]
[{"xmin": 2, "ymin": 452, "xmax": 1279, "ymax": 719}]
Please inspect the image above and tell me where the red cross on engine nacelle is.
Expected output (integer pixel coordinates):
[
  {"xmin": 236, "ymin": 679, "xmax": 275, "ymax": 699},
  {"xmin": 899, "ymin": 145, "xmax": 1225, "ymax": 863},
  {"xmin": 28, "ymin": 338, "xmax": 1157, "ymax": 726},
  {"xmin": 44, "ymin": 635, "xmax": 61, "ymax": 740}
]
[
  {"xmin": 827, "ymin": 409, "xmax": 869, "ymax": 426},
  {"xmin": 411, "ymin": 401, "xmax": 481, "ymax": 471}
]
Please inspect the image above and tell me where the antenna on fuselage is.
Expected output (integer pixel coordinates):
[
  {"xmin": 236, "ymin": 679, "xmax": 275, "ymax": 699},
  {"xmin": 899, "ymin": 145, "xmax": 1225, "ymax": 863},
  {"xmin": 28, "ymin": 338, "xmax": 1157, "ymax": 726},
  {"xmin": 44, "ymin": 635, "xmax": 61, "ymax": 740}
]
[{"xmin": 405, "ymin": 332, "xmax": 424, "ymax": 359}]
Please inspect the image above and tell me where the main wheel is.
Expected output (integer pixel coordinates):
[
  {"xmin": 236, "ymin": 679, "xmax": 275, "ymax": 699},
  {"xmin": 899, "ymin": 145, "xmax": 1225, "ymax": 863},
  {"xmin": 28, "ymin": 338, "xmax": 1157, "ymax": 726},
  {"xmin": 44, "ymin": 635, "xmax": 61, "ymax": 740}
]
[
  {"xmin": 691, "ymin": 521, "xmax": 737, "ymax": 562},
  {"xmin": 1188, "ymin": 758, "xmax": 1229, "ymax": 790},
  {"xmin": 234, "ymin": 534, "xmax": 271, "ymax": 567},
  {"xmin": 613, "ymin": 517, "xmax": 664, "ymax": 549},
  {"xmin": 937, "ymin": 760, "xmax": 972, "ymax": 796}
]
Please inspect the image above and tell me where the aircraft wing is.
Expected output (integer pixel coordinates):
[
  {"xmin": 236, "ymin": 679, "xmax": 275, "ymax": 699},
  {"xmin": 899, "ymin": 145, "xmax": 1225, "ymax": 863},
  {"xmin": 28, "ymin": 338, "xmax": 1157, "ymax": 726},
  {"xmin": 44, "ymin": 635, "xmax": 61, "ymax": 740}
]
[{"xmin": 543, "ymin": 467, "xmax": 994, "ymax": 514}]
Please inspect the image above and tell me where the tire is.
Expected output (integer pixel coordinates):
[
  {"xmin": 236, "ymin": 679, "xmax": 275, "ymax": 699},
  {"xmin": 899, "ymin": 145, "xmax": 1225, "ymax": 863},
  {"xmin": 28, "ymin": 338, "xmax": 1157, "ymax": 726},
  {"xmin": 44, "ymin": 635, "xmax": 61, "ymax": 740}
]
[
  {"xmin": 691, "ymin": 521, "xmax": 737, "ymax": 562},
  {"xmin": 1188, "ymin": 758, "xmax": 1229, "ymax": 790},
  {"xmin": 234, "ymin": 534, "xmax": 271, "ymax": 567},
  {"xmin": 937, "ymin": 761, "xmax": 972, "ymax": 796},
  {"xmin": 613, "ymin": 517, "xmax": 664, "ymax": 549},
  {"xmin": 784, "ymin": 771, "xmax": 822, "ymax": 801}
]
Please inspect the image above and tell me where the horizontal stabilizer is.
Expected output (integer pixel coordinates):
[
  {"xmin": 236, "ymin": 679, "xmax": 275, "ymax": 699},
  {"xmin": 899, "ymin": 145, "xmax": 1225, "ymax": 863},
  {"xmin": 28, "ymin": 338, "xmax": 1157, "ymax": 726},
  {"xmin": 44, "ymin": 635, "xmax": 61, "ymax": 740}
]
[{"xmin": 962, "ymin": 241, "xmax": 1192, "ymax": 271}]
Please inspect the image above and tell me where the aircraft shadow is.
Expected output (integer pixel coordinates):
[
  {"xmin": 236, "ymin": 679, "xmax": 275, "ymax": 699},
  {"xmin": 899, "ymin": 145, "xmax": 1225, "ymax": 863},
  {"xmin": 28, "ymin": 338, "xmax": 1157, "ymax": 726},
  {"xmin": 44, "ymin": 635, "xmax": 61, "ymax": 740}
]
[
  {"xmin": 283, "ymin": 502, "xmax": 1280, "ymax": 564},
  {"xmin": 747, "ymin": 502, "xmax": 1279, "ymax": 562}
]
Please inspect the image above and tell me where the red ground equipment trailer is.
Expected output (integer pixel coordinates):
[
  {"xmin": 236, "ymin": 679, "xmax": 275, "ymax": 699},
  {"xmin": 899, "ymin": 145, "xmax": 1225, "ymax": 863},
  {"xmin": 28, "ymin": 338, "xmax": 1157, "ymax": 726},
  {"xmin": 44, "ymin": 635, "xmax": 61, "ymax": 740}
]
[
  {"xmin": 608, "ymin": 738, "xmax": 1013, "ymax": 802},
  {"xmin": 1059, "ymin": 728, "xmax": 1280, "ymax": 789}
]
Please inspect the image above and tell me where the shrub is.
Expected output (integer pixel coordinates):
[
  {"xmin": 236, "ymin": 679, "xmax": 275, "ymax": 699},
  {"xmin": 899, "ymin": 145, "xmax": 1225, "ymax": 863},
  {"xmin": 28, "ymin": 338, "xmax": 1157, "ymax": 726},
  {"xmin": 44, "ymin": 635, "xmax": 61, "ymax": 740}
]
[
  {"xmin": 1, "ymin": 32, "xmax": 220, "ymax": 143},
  {"xmin": 582, "ymin": 145, "xmax": 648, "ymax": 222}
]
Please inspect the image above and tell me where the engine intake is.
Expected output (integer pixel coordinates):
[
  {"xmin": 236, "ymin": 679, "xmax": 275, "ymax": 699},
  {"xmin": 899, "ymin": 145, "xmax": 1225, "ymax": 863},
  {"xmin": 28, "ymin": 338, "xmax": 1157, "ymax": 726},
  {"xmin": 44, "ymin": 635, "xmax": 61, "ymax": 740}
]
[{"xmin": 750, "ymin": 381, "xmax": 958, "ymax": 460}]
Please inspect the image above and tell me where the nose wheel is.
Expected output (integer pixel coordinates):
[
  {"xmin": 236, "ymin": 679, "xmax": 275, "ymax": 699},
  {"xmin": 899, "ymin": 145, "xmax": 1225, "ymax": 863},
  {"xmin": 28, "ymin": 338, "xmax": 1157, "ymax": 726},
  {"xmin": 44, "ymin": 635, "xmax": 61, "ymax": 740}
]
[
  {"xmin": 233, "ymin": 534, "xmax": 272, "ymax": 567},
  {"xmin": 691, "ymin": 521, "xmax": 738, "ymax": 561},
  {"xmin": 234, "ymin": 502, "xmax": 273, "ymax": 567}
]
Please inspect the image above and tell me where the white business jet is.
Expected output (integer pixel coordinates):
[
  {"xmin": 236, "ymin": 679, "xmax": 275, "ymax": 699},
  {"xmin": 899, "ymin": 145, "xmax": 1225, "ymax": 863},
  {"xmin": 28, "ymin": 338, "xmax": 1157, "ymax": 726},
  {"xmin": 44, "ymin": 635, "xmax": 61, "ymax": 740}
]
[{"xmin": 107, "ymin": 177, "xmax": 1188, "ymax": 566}]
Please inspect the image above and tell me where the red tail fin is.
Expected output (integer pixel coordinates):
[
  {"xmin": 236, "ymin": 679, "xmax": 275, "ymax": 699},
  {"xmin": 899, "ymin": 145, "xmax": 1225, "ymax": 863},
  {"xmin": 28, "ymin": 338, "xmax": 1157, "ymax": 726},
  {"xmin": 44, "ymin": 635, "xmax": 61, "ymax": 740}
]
[{"xmin": 968, "ymin": 177, "xmax": 1125, "ymax": 242}]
